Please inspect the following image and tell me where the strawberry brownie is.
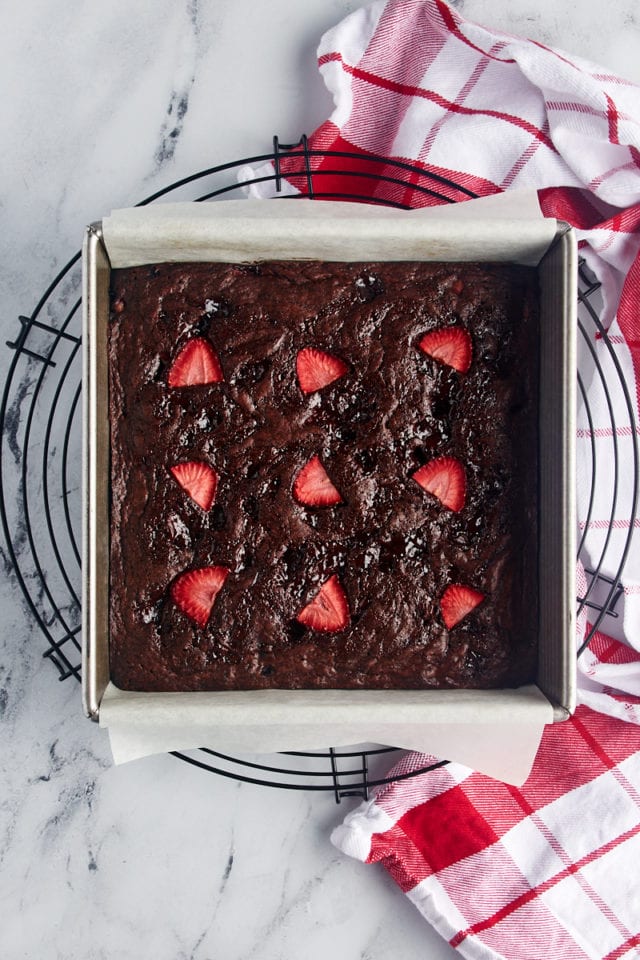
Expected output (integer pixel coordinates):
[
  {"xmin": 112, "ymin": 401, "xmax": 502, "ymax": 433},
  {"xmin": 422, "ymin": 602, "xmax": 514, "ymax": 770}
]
[{"xmin": 108, "ymin": 259, "xmax": 538, "ymax": 691}]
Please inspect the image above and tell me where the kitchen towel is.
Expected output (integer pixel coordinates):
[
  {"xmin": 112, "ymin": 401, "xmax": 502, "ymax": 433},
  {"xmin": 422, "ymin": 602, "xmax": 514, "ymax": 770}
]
[
  {"xmin": 254, "ymin": 1, "xmax": 640, "ymax": 956},
  {"xmin": 332, "ymin": 706, "xmax": 640, "ymax": 959}
]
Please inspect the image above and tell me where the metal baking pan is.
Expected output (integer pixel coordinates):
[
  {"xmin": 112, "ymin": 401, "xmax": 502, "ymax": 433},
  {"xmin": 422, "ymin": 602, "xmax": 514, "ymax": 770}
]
[{"xmin": 82, "ymin": 200, "xmax": 577, "ymax": 739}]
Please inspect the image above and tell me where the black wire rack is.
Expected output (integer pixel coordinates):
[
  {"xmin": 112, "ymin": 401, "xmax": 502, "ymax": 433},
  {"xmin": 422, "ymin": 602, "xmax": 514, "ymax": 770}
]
[{"xmin": 2, "ymin": 136, "xmax": 638, "ymax": 801}]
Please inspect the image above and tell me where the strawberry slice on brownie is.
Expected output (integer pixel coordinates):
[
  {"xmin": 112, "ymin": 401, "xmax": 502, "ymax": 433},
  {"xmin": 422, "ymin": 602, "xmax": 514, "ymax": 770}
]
[
  {"xmin": 168, "ymin": 337, "xmax": 224, "ymax": 387},
  {"xmin": 296, "ymin": 575, "xmax": 350, "ymax": 632},
  {"xmin": 293, "ymin": 455, "xmax": 343, "ymax": 507},
  {"xmin": 418, "ymin": 326, "xmax": 472, "ymax": 373},
  {"xmin": 171, "ymin": 566, "xmax": 229, "ymax": 628},
  {"xmin": 296, "ymin": 348, "xmax": 348, "ymax": 393},
  {"xmin": 169, "ymin": 461, "xmax": 219, "ymax": 511},
  {"xmin": 440, "ymin": 584, "xmax": 484, "ymax": 629},
  {"xmin": 412, "ymin": 456, "xmax": 466, "ymax": 512}
]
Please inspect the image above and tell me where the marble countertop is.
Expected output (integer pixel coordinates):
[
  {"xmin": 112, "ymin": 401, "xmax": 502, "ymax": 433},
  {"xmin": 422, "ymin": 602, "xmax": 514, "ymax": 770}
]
[{"xmin": 2, "ymin": 2, "xmax": 638, "ymax": 958}]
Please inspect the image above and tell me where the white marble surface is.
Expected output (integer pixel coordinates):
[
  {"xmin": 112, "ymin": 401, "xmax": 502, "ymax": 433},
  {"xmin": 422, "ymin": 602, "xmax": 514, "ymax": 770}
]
[{"xmin": 1, "ymin": 2, "xmax": 639, "ymax": 959}]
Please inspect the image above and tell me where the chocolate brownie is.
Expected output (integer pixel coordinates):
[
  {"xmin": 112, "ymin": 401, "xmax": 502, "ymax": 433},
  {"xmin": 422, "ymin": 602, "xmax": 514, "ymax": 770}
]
[{"xmin": 108, "ymin": 260, "xmax": 538, "ymax": 691}]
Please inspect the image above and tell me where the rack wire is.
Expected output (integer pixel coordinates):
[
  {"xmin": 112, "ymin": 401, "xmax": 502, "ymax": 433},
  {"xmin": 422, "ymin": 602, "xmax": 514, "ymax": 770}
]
[{"xmin": 2, "ymin": 137, "xmax": 638, "ymax": 801}]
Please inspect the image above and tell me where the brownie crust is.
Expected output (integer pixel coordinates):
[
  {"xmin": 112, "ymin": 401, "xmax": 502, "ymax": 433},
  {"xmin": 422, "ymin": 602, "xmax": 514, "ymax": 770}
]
[{"xmin": 108, "ymin": 260, "xmax": 538, "ymax": 691}]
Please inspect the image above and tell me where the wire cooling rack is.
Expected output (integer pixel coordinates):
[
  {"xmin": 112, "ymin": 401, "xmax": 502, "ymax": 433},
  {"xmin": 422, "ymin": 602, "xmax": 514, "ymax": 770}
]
[{"xmin": 2, "ymin": 137, "xmax": 638, "ymax": 801}]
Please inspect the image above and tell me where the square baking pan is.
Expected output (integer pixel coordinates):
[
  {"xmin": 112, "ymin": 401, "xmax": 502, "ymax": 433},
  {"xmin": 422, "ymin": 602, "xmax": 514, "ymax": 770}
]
[{"xmin": 82, "ymin": 199, "xmax": 577, "ymax": 746}]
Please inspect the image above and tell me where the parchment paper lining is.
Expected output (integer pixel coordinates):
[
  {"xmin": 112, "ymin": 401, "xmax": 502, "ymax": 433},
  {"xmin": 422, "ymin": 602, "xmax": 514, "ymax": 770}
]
[{"xmin": 95, "ymin": 194, "xmax": 563, "ymax": 783}]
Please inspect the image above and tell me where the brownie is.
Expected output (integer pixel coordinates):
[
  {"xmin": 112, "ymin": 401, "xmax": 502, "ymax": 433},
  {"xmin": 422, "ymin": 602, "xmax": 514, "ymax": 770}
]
[{"xmin": 108, "ymin": 260, "xmax": 538, "ymax": 691}]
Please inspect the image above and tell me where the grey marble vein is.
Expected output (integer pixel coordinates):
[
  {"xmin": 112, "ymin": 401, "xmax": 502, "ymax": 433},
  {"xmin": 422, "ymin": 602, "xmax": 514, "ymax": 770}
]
[
  {"xmin": 4, "ymin": 372, "xmax": 35, "ymax": 466},
  {"xmin": 155, "ymin": 88, "xmax": 194, "ymax": 168}
]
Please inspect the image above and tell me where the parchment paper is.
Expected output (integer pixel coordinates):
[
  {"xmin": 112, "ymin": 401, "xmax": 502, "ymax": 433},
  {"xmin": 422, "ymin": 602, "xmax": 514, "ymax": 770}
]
[
  {"xmin": 102, "ymin": 192, "xmax": 557, "ymax": 267},
  {"xmin": 94, "ymin": 193, "xmax": 562, "ymax": 785},
  {"xmin": 101, "ymin": 683, "xmax": 553, "ymax": 784}
]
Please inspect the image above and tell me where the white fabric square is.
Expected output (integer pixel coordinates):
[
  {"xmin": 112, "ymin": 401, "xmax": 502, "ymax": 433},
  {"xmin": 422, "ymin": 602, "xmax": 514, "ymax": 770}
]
[
  {"xmin": 541, "ymin": 874, "xmax": 629, "ymax": 959},
  {"xmin": 539, "ymin": 761, "xmax": 640, "ymax": 862},
  {"xmin": 578, "ymin": 829, "xmax": 640, "ymax": 931},
  {"xmin": 501, "ymin": 815, "xmax": 567, "ymax": 886}
]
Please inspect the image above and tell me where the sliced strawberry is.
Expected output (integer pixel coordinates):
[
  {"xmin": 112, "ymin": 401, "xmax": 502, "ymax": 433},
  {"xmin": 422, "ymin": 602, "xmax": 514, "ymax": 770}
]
[
  {"xmin": 418, "ymin": 326, "xmax": 472, "ymax": 373},
  {"xmin": 293, "ymin": 455, "xmax": 342, "ymax": 507},
  {"xmin": 296, "ymin": 574, "xmax": 350, "ymax": 632},
  {"xmin": 296, "ymin": 348, "xmax": 348, "ymax": 393},
  {"xmin": 169, "ymin": 461, "xmax": 219, "ymax": 511},
  {"xmin": 168, "ymin": 338, "xmax": 224, "ymax": 387},
  {"xmin": 440, "ymin": 584, "xmax": 484, "ymax": 630},
  {"xmin": 171, "ymin": 566, "xmax": 229, "ymax": 627},
  {"xmin": 412, "ymin": 456, "xmax": 466, "ymax": 512}
]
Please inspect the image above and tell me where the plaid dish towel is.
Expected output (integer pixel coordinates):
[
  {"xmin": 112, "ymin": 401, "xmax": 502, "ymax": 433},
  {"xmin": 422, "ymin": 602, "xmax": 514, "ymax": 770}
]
[
  {"xmin": 250, "ymin": 1, "xmax": 640, "ymax": 956},
  {"xmin": 332, "ymin": 707, "xmax": 640, "ymax": 959}
]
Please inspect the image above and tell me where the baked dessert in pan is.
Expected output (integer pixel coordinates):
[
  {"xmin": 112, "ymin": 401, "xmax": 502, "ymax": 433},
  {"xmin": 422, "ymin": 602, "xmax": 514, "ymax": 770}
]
[{"xmin": 108, "ymin": 258, "xmax": 538, "ymax": 692}]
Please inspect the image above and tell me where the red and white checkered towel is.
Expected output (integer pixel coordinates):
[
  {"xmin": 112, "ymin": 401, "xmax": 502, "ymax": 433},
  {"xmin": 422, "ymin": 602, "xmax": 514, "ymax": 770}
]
[
  {"xmin": 332, "ymin": 707, "xmax": 640, "ymax": 958},
  {"xmin": 261, "ymin": 0, "xmax": 640, "ymax": 955}
]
